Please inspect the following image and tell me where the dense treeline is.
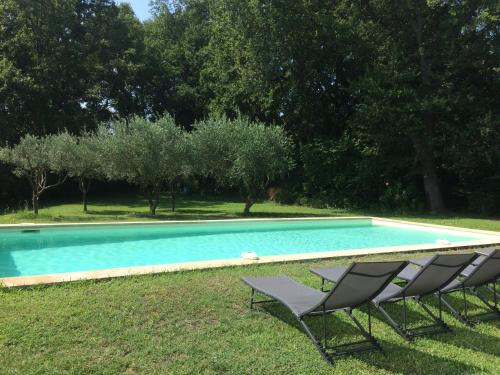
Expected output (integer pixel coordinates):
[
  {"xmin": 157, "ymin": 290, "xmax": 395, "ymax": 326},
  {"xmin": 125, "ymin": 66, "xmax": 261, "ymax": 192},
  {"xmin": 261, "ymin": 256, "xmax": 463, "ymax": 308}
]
[
  {"xmin": 0, "ymin": 115, "xmax": 292, "ymax": 215},
  {"xmin": 1, "ymin": 0, "xmax": 499, "ymax": 214}
]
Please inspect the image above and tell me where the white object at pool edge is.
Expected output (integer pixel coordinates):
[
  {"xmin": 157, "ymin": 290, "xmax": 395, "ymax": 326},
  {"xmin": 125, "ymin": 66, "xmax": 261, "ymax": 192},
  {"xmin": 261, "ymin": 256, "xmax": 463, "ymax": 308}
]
[
  {"xmin": 241, "ymin": 252, "xmax": 259, "ymax": 260},
  {"xmin": 436, "ymin": 239, "xmax": 451, "ymax": 245}
]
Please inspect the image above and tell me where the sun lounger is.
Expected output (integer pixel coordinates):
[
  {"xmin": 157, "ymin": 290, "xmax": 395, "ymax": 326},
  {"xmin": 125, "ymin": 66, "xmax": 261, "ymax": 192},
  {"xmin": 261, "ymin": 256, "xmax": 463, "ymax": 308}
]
[
  {"xmin": 399, "ymin": 250, "xmax": 500, "ymax": 325},
  {"xmin": 241, "ymin": 261, "xmax": 407, "ymax": 364},
  {"xmin": 312, "ymin": 253, "xmax": 477, "ymax": 341}
]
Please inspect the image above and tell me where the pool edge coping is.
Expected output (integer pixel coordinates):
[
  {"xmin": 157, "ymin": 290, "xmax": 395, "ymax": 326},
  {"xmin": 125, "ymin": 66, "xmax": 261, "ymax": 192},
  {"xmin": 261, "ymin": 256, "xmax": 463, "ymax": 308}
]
[{"xmin": 1, "ymin": 216, "xmax": 499, "ymax": 287}]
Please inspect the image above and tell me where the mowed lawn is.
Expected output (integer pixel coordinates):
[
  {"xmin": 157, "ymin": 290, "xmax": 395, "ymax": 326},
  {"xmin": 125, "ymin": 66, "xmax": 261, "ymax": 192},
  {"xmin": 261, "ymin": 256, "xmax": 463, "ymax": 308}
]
[
  {"xmin": 1, "ymin": 197, "xmax": 499, "ymax": 374},
  {"xmin": 0, "ymin": 194, "xmax": 499, "ymax": 231}
]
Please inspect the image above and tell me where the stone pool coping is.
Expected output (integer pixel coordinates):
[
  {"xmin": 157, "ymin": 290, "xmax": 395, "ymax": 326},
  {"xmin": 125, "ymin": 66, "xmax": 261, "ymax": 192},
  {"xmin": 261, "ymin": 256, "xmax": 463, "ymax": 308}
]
[{"xmin": 1, "ymin": 216, "xmax": 499, "ymax": 287}]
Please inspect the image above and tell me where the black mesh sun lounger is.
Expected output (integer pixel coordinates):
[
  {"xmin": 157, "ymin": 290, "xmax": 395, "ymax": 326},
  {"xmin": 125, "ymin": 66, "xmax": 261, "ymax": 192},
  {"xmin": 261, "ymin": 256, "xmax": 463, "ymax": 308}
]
[
  {"xmin": 312, "ymin": 253, "xmax": 478, "ymax": 341},
  {"xmin": 398, "ymin": 249, "xmax": 500, "ymax": 325},
  {"xmin": 241, "ymin": 261, "xmax": 407, "ymax": 365}
]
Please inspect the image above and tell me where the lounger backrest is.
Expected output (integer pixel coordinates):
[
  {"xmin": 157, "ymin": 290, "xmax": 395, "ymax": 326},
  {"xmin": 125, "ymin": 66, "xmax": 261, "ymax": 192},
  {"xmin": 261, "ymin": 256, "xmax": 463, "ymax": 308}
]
[
  {"xmin": 310, "ymin": 261, "xmax": 408, "ymax": 312},
  {"xmin": 404, "ymin": 253, "xmax": 477, "ymax": 296},
  {"xmin": 463, "ymin": 249, "xmax": 500, "ymax": 287}
]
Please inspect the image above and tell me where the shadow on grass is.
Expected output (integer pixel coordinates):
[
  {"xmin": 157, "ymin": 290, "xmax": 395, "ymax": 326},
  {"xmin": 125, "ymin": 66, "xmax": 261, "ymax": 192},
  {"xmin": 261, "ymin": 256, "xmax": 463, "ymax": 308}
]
[
  {"xmin": 88, "ymin": 195, "xmax": 237, "ymax": 208},
  {"xmin": 255, "ymin": 301, "xmax": 485, "ymax": 374},
  {"xmin": 440, "ymin": 289, "xmax": 496, "ymax": 313},
  {"xmin": 85, "ymin": 204, "xmax": 346, "ymax": 220},
  {"xmin": 376, "ymin": 296, "xmax": 500, "ymax": 355}
]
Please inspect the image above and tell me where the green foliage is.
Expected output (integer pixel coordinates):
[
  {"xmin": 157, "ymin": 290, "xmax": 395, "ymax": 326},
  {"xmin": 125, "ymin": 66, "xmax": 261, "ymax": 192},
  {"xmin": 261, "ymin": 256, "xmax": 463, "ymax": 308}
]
[
  {"xmin": 101, "ymin": 115, "xmax": 191, "ymax": 214},
  {"xmin": 193, "ymin": 115, "xmax": 293, "ymax": 214},
  {"xmin": 66, "ymin": 133, "xmax": 102, "ymax": 181},
  {"xmin": 191, "ymin": 116, "xmax": 239, "ymax": 184},
  {"xmin": 0, "ymin": 132, "xmax": 76, "ymax": 213},
  {"xmin": 143, "ymin": 0, "xmax": 210, "ymax": 127},
  {"xmin": 65, "ymin": 132, "xmax": 104, "ymax": 212},
  {"xmin": 0, "ymin": 133, "xmax": 75, "ymax": 178},
  {"xmin": 300, "ymin": 138, "xmax": 379, "ymax": 209},
  {"xmin": 0, "ymin": 0, "xmax": 499, "ymax": 214},
  {"xmin": 346, "ymin": 0, "xmax": 500, "ymax": 213},
  {"xmin": 0, "ymin": 0, "xmax": 145, "ymax": 140}
]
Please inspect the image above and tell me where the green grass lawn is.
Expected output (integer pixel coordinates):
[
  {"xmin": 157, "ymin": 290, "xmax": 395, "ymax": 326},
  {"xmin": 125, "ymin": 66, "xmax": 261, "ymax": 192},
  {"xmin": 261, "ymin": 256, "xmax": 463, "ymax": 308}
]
[
  {"xmin": 1, "ymin": 251, "xmax": 499, "ymax": 374},
  {"xmin": 1, "ymin": 194, "xmax": 499, "ymax": 231},
  {"xmin": 1, "ymin": 196, "xmax": 499, "ymax": 374}
]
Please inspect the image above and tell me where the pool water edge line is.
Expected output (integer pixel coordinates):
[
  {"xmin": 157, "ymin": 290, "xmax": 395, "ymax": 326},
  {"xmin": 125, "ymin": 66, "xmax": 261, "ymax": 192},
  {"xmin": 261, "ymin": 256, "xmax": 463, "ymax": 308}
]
[
  {"xmin": 0, "ymin": 215, "xmax": 499, "ymax": 236},
  {"xmin": 1, "ymin": 241, "xmax": 499, "ymax": 288},
  {"xmin": 0, "ymin": 216, "xmax": 370, "ymax": 230}
]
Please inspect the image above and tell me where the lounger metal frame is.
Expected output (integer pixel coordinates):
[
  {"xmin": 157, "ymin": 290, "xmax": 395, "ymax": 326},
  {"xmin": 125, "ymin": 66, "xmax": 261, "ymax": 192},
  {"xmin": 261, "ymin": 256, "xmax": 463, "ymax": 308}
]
[
  {"xmin": 372, "ymin": 255, "xmax": 477, "ymax": 341},
  {"xmin": 320, "ymin": 276, "xmax": 451, "ymax": 341},
  {"xmin": 439, "ymin": 251, "xmax": 500, "ymax": 326},
  {"xmin": 375, "ymin": 291, "xmax": 449, "ymax": 341},
  {"xmin": 440, "ymin": 283, "xmax": 499, "ymax": 326},
  {"xmin": 250, "ymin": 288, "xmax": 380, "ymax": 363},
  {"xmin": 248, "ymin": 263, "xmax": 407, "ymax": 365}
]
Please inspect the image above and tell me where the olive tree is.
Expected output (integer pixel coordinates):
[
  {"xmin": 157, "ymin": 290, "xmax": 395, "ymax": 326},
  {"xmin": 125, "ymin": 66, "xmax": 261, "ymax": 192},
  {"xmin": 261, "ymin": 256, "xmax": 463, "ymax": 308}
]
[
  {"xmin": 193, "ymin": 116, "xmax": 293, "ymax": 215},
  {"xmin": 101, "ymin": 115, "xmax": 191, "ymax": 215},
  {"xmin": 65, "ymin": 132, "xmax": 103, "ymax": 212},
  {"xmin": 0, "ymin": 132, "xmax": 75, "ymax": 214}
]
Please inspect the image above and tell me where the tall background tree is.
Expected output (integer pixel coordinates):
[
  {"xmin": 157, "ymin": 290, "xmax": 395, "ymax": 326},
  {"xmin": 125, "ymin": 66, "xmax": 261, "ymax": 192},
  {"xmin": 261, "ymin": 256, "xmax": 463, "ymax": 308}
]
[
  {"xmin": 347, "ymin": 0, "xmax": 500, "ymax": 213},
  {"xmin": 143, "ymin": 0, "xmax": 210, "ymax": 127},
  {"xmin": 0, "ymin": 0, "xmax": 146, "ymax": 205},
  {"xmin": 0, "ymin": 0, "xmax": 498, "ymax": 214}
]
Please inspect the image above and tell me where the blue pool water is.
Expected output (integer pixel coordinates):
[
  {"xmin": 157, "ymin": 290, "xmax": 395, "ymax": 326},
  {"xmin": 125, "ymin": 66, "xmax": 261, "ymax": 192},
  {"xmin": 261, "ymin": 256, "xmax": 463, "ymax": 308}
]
[{"xmin": 0, "ymin": 219, "xmax": 482, "ymax": 277}]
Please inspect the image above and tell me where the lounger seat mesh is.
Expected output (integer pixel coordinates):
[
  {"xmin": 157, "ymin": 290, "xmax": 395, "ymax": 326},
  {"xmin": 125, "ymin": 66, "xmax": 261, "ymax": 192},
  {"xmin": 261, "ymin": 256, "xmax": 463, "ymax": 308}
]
[
  {"xmin": 310, "ymin": 266, "xmax": 348, "ymax": 284},
  {"xmin": 241, "ymin": 276, "xmax": 325, "ymax": 317},
  {"xmin": 372, "ymin": 283, "xmax": 404, "ymax": 305},
  {"xmin": 440, "ymin": 278, "xmax": 463, "ymax": 293}
]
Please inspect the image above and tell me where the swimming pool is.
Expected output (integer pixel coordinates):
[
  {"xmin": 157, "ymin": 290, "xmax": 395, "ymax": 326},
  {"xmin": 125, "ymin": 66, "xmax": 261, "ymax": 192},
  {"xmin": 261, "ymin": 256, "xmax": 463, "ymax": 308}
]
[{"xmin": 1, "ymin": 218, "xmax": 499, "ymax": 285}]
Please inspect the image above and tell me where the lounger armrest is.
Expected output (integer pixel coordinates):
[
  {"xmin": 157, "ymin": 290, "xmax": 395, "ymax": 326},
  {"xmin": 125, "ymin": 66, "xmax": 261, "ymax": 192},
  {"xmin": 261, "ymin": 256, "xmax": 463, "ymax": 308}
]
[{"xmin": 409, "ymin": 256, "xmax": 433, "ymax": 267}]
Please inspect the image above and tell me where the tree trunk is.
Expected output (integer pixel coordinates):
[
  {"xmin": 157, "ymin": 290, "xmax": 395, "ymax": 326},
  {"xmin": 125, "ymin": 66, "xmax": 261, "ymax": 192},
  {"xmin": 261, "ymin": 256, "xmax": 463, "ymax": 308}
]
[
  {"xmin": 410, "ymin": 6, "xmax": 445, "ymax": 213},
  {"xmin": 243, "ymin": 196, "xmax": 254, "ymax": 216},
  {"xmin": 32, "ymin": 192, "xmax": 39, "ymax": 215},
  {"xmin": 82, "ymin": 190, "xmax": 88, "ymax": 212},
  {"xmin": 413, "ymin": 137, "xmax": 445, "ymax": 213},
  {"xmin": 79, "ymin": 178, "xmax": 91, "ymax": 213},
  {"xmin": 170, "ymin": 182, "xmax": 176, "ymax": 212},
  {"xmin": 148, "ymin": 197, "xmax": 157, "ymax": 216},
  {"xmin": 147, "ymin": 188, "xmax": 160, "ymax": 216},
  {"xmin": 148, "ymin": 200, "xmax": 156, "ymax": 216}
]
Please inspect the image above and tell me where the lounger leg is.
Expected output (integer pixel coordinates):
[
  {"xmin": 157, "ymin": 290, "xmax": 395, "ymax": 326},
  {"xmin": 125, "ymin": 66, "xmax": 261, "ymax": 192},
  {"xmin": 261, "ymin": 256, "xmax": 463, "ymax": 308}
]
[
  {"xmin": 299, "ymin": 308, "xmax": 382, "ymax": 366},
  {"xmin": 345, "ymin": 308, "xmax": 381, "ymax": 350},
  {"xmin": 249, "ymin": 290, "xmax": 277, "ymax": 310},
  {"xmin": 469, "ymin": 287, "xmax": 500, "ymax": 313},
  {"xmin": 415, "ymin": 297, "xmax": 450, "ymax": 332},
  {"xmin": 494, "ymin": 282, "xmax": 498, "ymax": 309},
  {"xmin": 440, "ymin": 293, "xmax": 473, "ymax": 326},
  {"xmin": 298, "ymin": 318, "xmax": 332, "ymax": 365},
  {"xmin": 375, "ymin": 303, "xmax": 412, "ymax": 341},
  {"xmin": 322, "ymin": 305, "xmax": 328, "ymax": 348},
  {"xmin": 462, "ymin": 285, "xmax": 468, "ymax": 321},
  {"xmin": 368, "ymin": 303, "xmax": 372, "ymax": 337},
  {"xmin": 438, "ymin": 290, "xmax": 443, "ymax": 322},
  {"xmin": 402, "ymin": 295, "xmax": 407, "ymax": 332},
  {"xmin": 484, "ymin": 282, "xmax": 500, "ymax": 300}
]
